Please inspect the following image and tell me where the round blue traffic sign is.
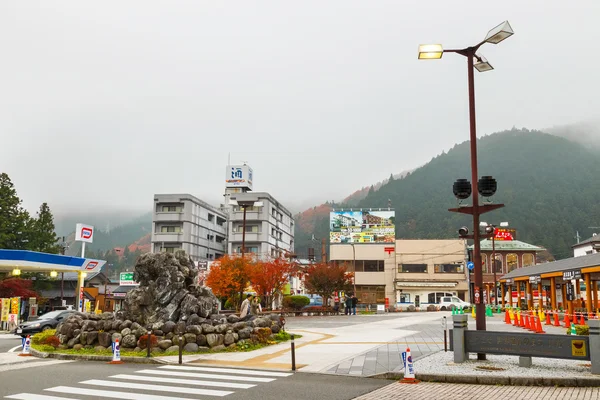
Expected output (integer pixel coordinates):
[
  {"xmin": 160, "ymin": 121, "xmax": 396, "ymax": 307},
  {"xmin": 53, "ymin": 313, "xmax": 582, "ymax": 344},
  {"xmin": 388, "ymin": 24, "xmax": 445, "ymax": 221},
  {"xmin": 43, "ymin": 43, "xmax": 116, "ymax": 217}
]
[{"xmin": 467, "ymin": 261, "xmax": 474, "ymax": 270}]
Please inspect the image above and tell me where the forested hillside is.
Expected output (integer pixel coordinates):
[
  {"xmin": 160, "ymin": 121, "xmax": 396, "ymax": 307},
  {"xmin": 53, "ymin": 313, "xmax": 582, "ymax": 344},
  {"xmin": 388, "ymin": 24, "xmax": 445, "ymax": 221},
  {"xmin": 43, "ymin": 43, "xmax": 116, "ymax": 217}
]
[{"xmin": 294, "ymin": 129, "xmax": 600, "ymax": 260}]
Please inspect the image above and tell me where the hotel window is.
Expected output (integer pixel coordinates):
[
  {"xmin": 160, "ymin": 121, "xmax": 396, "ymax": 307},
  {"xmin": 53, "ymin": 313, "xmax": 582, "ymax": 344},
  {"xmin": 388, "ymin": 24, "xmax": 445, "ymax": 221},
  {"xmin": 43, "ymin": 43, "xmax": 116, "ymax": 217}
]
[
  {"xmin": 161, "ymin": 205, "xmax": 182, "ymax": 212},
  {"xmin": 208, "ymin": 213, "xmax": 215, "ymax": 222},
  {"xmin": 237, "ymin": 225, "xmax": 258, "ymax": 233},
  {"xmin": 398, "ymin": 264, "xmax": 427, "ymax": 273},
  {"xmin": 236, "ymin": 246, "xmax": 258, "ymax": 254},
  {"xmin": 434, "ymin": 263, "xmax": 464, "ymax": 273},
  {"xmin": 160, "ymin": 226, "xmax": 181, "ymax": 233}
]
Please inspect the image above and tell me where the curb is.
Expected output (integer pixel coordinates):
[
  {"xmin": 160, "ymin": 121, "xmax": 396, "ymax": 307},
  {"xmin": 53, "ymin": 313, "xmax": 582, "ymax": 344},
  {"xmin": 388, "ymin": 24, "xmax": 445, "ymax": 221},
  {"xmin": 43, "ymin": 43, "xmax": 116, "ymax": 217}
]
[
  {"xmin": 30, "ymin": 348, "xmax": 160, "ymax": 364},
  {"xmin": 370, "ymin": 371, "xmax": 600, "ymax": 387}
]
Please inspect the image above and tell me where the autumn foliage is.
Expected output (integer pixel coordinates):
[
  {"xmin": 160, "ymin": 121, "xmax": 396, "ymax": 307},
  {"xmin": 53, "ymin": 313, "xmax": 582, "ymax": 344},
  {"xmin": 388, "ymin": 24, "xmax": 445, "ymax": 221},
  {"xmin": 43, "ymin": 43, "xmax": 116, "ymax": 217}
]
[
  {"xmin": 0, "ymin": 277, "xmax": 39, "ymax": 299},
  {"xmin": 205, "ymin": 255, "xmax": 253, "ymax": 310},
  {"xmin": 206, "ymin": 255, "xmax": 298, "ymax": 311},
  {"xmin": 303, "ymin": 263, "xmax": 354, "ymax": 307},
  {"xmin": 249, "ymin": 258, "xmax": 297, "ymax": 308}
]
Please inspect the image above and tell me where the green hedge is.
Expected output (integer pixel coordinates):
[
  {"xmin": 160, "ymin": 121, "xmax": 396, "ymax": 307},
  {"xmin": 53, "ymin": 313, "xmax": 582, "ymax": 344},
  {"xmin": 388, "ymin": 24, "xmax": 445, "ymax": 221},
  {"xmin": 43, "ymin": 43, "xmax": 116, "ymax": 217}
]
[
  {"xmin": 282, "ymin": 295, "xmax": 310, "ymax": 311},
  {"xmin": 31, "ymin": 329, "xmax": 57, "ymax": 345},
  {"xmin": 566, "ymin": 325, "xmax": 589, "ymax": 336}
]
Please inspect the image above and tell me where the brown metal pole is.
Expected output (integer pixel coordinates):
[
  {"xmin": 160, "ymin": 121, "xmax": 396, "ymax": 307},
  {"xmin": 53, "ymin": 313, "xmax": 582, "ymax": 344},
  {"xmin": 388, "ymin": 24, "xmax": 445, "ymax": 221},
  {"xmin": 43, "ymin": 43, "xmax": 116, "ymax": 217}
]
[
  {"xmin": 508, "ymin": 284, "xmax": 513, "ymax": 308},
  {"xmin": 501, "ymin": 283, "xmax": 505, "ymax": 308},
  {"xmin": 492, "ymin": 234, "xmax": 497, "ymax": 306},
  {"xmin": 550, "ymin": 277, "xmax": 557, "ymax": 310},
  {"xmin": 241, "ymin": 205, "xmax": 247, "ymax": 255},
  {"xmin": 526, "ymin": 280, "xmax": 533, "ymax": 309},
  {"xmin": 585, "ymin": 273, "xmax": 592, "ymax": 313},
  {"xmin": 467, "ymin": 50, "xmax": 487, "ymax": 360},
  {"xmin": 322, "ymin": 238, "xmax": 327, "ymax": 263},
  {"xmin": 593, "ymin": 281, "xmax": 598, "ymax": 313}
]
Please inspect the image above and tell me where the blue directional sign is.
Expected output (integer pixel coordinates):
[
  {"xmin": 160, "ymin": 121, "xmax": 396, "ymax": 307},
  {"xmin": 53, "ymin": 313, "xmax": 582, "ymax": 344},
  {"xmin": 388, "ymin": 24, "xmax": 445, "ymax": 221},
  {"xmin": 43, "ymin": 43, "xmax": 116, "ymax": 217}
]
[{"xmin": 467, "ymin": 261, "xmax": 474, "ymax": 270}]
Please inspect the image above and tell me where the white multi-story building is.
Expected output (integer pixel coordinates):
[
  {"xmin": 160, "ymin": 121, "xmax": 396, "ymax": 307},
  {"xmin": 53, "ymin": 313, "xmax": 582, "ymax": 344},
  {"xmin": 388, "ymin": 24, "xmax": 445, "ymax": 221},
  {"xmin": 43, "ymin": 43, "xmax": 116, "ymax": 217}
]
[
  {"xmin": 151, "ymin": 194, "xmax": 228, "ymax": 262},
  {"xmin": 226, "ymin": 192, "xmax": 295, "ymax": 259}
]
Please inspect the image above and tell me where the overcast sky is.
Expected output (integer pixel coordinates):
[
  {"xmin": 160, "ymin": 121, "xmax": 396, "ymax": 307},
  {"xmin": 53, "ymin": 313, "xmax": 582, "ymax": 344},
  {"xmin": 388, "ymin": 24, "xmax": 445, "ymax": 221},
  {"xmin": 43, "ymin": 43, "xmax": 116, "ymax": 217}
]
[{"xmin": 2, "ymin": 1, "xmax": 599, "ymax": 217}]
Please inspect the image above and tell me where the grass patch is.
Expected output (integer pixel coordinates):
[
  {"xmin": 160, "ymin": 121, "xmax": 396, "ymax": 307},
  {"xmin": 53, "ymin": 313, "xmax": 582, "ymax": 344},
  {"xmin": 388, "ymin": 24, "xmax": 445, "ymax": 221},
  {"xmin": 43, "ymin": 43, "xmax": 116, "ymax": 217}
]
[{"xmin": 31, "ymin": 331, "xmax": 302, "ymax": 357}]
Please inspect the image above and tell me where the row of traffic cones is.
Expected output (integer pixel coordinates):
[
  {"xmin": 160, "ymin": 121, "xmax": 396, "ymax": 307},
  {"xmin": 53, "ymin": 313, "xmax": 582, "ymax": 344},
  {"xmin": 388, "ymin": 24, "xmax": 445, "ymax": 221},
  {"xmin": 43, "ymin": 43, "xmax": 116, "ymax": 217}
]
[{"xmin": 508, "ymin": 309, "xmax": 546, "ymax": 334}]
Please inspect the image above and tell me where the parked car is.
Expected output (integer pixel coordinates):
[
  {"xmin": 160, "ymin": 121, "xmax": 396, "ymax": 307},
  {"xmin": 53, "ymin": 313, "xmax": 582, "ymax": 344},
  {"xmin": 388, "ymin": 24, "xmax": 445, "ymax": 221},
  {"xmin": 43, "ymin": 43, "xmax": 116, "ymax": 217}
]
[
  {"xmin": 438, "ymin": 296, "xmax": 471, "ymax": 311},
  {"xmin": 13, "ymin": 310, "xmax": 75, "ymax": 337}
]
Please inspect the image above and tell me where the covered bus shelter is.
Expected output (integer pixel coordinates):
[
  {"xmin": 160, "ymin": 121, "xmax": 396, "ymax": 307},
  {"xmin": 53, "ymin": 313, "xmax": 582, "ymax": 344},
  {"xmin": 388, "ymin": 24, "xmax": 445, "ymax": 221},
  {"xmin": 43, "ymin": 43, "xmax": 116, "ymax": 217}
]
[
  {"xmin": 499, "ymin": 252, "xmax": 600, "ymax": 315},
  {"xmin": 0, "ymin": 249, "xmax": 106, "ymax": 313}
]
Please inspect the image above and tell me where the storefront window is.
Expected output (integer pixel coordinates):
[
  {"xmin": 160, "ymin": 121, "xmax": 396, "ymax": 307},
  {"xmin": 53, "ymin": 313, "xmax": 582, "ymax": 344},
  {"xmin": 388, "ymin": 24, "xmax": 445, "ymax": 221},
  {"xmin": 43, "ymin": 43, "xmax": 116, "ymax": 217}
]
[
  {"xmin": 522, "ymin": 253, "xmax": 535, "ymax": 267},
  {"xmin": 356, "ymin": 285, "xmax": 386, "ymax": 304},
  {"xmin": 398, "ymin": 293, "xmax": 411, "ymax": 303},
  {"xmin": 434, "ymin": 263, "xmax": 464, "ymax": 273},
  {"xmin": 507, "ymin": 253, "xmax": 518, "ymax": 272},
  {"xmin": 398, "ymin": 264, "xmax": 427, "ymax": 273}
]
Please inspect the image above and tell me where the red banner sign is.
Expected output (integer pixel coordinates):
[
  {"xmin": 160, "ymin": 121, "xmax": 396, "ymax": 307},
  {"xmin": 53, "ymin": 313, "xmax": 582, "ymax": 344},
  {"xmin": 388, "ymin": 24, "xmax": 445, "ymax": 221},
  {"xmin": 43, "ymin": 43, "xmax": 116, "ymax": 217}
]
[{"xmin": 494, "ymin": 228, "xmax": 515, "ymax": 241}]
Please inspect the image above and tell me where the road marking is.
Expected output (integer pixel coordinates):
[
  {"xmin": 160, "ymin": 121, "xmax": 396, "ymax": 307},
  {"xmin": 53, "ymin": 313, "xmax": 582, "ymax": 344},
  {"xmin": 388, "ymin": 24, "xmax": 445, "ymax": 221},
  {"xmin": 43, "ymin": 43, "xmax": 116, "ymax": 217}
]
[
  {"xmin": 9, "ymin": 345, "xmax": 22, "ymax": 353},
  {"xmin": 159, "ymin": 365, "xmax": 293, "ymax": 377},
  {"xmin": 46, "ymin": 386, "xmax": 196, "ymax": 400},
  {"xmin": 80, "ymin": 379, "xmax": 233, "ymax": 397},
  {"xmin": 5, "ymin": 394, "xmax": 76, "ymax": 400},
  {"xmin": 110, "ymin": 374, "xmax": 256, "ymax": 389},
  {"xmin": 0, "ymin": 360, "xmax": 74, "ymax": 373},
  {"xmin": 136, "ymin": 369, "xmax": 275, "ymax": 382}
]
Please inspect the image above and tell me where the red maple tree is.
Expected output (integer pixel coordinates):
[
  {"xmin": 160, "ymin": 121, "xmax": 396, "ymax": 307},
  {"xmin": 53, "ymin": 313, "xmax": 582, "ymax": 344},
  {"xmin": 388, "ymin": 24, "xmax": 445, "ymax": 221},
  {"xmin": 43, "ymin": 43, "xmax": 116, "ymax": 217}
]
[
  {"xmin": 0, "ymin": 277, "xmax": 39, "ymax": 299},
  {"xmin": 249, "ymin": 258, "xmax": 297, "ymax": 309},
  {"xmin": 303, "ymin": 262, "xmax": 354, "ymax": 307},
  {"xmin": 205, "ymin": 255, "xmax": 253, "ymax": 310}
]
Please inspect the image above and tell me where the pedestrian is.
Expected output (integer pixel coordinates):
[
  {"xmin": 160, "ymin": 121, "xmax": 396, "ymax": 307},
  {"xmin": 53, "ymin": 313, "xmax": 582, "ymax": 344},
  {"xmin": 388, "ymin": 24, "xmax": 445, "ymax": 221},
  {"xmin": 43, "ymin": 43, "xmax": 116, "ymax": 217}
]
[
  {"xmin": 345, "ymin": 295, "xmax": 353, "ymax": 315},
  {"xmin": 251, "ymin": 296, "xmax": 262, "ymax": 315},
  {"xmin": 240, "ymin": 294, "xmax": 252, "ymax": 318},
  {"xmin": 352, "ymin": 295, "xmax": 358, "ymax": 315}
]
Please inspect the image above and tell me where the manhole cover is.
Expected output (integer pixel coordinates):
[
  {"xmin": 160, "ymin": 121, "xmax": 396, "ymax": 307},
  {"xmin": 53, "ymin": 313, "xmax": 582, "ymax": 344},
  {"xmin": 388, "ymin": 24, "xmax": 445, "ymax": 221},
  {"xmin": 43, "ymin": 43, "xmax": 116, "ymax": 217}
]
[{"xmin": 476, "ymin": 366, "xmax": 506, "ymax": 372}]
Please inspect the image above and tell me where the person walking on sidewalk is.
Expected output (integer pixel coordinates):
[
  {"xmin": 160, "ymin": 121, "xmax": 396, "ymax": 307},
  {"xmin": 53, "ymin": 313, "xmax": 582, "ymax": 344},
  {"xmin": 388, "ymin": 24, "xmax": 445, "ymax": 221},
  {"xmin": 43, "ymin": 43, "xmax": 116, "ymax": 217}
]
[{"xmin": 352, "ymin": 295, "xmax": 358, "ymax": 315}]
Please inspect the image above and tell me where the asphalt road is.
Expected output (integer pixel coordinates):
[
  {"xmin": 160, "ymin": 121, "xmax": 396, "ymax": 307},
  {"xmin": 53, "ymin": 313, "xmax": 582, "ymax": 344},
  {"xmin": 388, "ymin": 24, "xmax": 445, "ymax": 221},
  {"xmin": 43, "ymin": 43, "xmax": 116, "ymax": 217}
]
[
  {"xmin": 0, "ymin": 361, "xmax": 391, "ymax": 400},
  {"xmin": 0, "ymin": 334, "xmax": 21, "ymax": 353},
  {"xmin": 285, "ymin": 313, "xmax": 413, "ymax": 329}
]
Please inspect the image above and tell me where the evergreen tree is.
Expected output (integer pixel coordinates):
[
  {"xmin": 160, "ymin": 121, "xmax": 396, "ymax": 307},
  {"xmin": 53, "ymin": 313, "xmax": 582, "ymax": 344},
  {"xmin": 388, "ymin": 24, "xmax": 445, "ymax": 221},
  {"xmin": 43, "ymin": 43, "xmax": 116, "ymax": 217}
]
[
  {"xmin": 0, "ymin": 173, "xmax": 30, "ymax": 249},
  {"xmin": 388, "ymin": 173, "xmax": 395, "ymax": 183},
  {"xmin": 368, "ymin": 185, "xmax": 375, "ymax": 195},
  {"xmin": 28, "ymin": 203, "xmax": 60, "ymax": 253}
]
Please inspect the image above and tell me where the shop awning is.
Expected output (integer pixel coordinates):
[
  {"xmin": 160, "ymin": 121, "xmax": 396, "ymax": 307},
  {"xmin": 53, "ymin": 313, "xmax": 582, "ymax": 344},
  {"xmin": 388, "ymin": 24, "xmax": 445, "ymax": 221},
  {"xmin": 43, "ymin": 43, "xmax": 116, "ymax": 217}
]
[{"xmin": 396, "ymin": 282, "xmax": 457, "ymax": 288}]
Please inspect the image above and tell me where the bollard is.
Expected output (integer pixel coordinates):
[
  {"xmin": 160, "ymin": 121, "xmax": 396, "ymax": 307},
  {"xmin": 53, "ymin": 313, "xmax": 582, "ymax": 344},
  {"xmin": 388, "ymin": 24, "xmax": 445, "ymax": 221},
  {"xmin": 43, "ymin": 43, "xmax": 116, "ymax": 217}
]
[
  {"xmin": 146, "ymin": 329, "xmax": 152, "ymax": 358},
  {"xmin": 178, "ymin": 334, "xmax": 183, "ymax": 365},
  {"xmin": 443, "ymin": 316, "xmax": 447, "ymax": 352},
  {"xmin": 291, "ymin": 334, "xmax": 296, "ymax": 371}
]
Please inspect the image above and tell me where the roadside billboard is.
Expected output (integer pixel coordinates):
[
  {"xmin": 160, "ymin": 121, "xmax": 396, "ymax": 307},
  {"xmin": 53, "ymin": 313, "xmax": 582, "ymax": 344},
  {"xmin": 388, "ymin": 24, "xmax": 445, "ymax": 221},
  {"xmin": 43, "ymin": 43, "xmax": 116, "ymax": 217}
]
[
  {"xmin": 119, "ymin": 272, "xmax": 139, "ymax": 286},
  {"xmin": 330, "ymin": 210, "xmax": 395, "ymax": 244}
]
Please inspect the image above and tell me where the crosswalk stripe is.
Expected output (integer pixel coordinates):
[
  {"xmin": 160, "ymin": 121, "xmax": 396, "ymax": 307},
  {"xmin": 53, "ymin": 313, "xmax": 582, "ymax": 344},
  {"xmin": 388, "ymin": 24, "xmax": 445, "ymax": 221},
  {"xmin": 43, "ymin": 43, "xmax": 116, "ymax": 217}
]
[
  {"xmin": 159, "ymin": 365, "xmax": 293, "ymax": 377},
  {"xmin": 80, "ymin": 379, "xmax": 233, "ymax": 397},
  {"xmin": 5, "ymin": 394, "xmax": 77, "ymax": 400},
  {"xmin": 110, "ymin": 373, "xmax": 256, "ymax": 389},
  {"xmin": 136, "ymin": 369, "xmax": 276, "ymax": 382},
  {"xmin": 45, "ymin": 386, "xmax": 195, "ymax": 400}
]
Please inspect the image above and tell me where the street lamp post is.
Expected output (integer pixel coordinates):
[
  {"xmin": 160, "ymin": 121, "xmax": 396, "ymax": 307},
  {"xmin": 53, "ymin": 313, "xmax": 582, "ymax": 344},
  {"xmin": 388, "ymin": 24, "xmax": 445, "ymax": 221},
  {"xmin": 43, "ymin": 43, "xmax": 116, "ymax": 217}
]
[{"xmin": 419, "ymin": 21, "xmax": 513, "ymax": 360}]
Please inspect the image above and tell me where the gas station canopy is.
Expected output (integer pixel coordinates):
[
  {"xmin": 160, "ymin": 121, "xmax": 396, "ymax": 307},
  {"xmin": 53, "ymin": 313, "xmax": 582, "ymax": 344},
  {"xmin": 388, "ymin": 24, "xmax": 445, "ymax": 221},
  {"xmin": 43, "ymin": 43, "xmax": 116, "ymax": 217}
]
[{"xmin": 0, "ymin": 249, "xmax": 106, "ymax": 274}]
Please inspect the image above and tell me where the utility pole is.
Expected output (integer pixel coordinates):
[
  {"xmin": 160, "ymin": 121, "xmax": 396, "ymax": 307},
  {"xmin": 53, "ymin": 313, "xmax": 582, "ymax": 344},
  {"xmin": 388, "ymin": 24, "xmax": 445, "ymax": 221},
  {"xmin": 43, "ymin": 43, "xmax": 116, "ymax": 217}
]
[
  {"xmin": 60, "ymin": 236, "xmax": 66, "ymax": 304},
  {"xmin": 321, "ymin": 238, "xmax": 327, "ymax": 263}
]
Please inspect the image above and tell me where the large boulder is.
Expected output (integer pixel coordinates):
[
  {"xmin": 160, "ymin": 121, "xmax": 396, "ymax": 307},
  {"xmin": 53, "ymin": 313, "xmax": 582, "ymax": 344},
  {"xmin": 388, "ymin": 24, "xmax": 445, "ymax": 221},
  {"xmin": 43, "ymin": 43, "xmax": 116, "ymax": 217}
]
[
  {"xmin": 202, "ymin": 324, "xmax": 215, "ymax": 334},
  {"xmin": 186, "ymin": 325, "xmax": 202, "ymax": 335},
  {"xmin": 215, "ymin": 324, "xmax": 228, "ymax": 334},
  {"xmin": 227, "ymin": 315, "xmax": 240, "ymax": 324},
  {"xmin": 98, "ymin": 332, "xmax": 112, "ymax": 348},
  {"xmin": 158, "ymin": 340, "xmax": 173, "ymax": 350},
  {"xmin": 206, "ymin": 333, "xmax": 219, "ymax": 347},
  {"xmin": 162, "ymin": 321, "xmax": 176, "ymax": 334},
  {"xmin": 122, "ymin": 334, "xmax": 137, "ymax": 348},
  {"xmin": 232, "ymin": 322, "xmax": 247, "ymax": 331},
  {"xmin": 86, "ymin": 331, "xmax": 98, "ymax": 346},
  {"xmin": 166, "ymin": 345, "xmax": 180, "ymax": 353},
  {"xmin": 224, "ymin": 333, "xmax": 235, "ymax": 346},
  {"xmin": 238, "ymin": 328, "xmax": 252, "ymax": 340},
  {"xmin": 111, "ymin": 332, "xmax": 122, "ymax": 343},
  {"xmin": 183, "ymin": 333, "xmax": 197, "ymax": 344},
  {"xmin": 196, "ymin": 334, "xmax": 207, "ymax": 346},
  {"xmin": 183, "ymin": 343, "xmax": 199, "ymax": 352}
]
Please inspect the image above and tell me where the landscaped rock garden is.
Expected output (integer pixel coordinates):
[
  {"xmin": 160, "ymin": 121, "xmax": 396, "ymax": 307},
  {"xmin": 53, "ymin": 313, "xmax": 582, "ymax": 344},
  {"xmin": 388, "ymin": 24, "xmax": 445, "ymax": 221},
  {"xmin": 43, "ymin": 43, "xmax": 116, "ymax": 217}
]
[{"xmin": 53, "ymin": 251, "xmax": 284, "ymax": 353}]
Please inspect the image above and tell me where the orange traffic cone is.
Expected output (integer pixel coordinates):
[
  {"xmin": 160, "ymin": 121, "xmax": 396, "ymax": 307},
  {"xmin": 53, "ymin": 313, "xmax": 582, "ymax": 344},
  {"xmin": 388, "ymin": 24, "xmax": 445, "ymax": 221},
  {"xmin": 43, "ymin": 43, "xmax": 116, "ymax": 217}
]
[
  {"xmin": 520, "ymin": 313, "xmax": 526, "ymax": 328},
  {"xmin": 580, "ymin": 314, "xmax": 586, "ymax": 326},
  {"xmin": 514, "ymin": 313, "xmax": 520, "ymax": 326},
  {"xmin": 524, "ymin": 315, "xmax": 531, "ymax": 330},
  {"xmin": 535, "ymin": 316, "xmax": 545, "ymax": 334},
  {"xmin": 553, "ymin": 311, "xmax": 561, "ymax": 327},
  {"xmin": 546, "ymin": 310, "xmax": 552, "ymax": 326},
  {"xmin": 504, "ymin": 310, "xmax": 511, "ymax": 325},
  {"xmin": 530, "ymin": 316, "xmax": 538, "ymax": 332},
  {"xmin": 564, "ymin": 313, "xmax": 571, "ymax": 328}
]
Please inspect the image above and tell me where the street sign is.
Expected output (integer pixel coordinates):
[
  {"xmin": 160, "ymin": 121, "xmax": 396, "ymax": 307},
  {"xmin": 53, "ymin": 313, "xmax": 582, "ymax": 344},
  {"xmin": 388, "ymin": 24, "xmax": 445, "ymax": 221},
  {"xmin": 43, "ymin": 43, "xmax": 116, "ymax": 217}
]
[
  {"xmin": 467, "ymin": 261, "xmax": 474, "ymax": 270},
  {"xmin": 474, "ymin": 287, "xmax": 481, "ymax": 304},
  {"xmin": 563, "ymin": 270, "xmax": 582, "ymax": 281},
  {"xmin": 119, "ymin": 272, "xmax": 139, "ymax": 286}
]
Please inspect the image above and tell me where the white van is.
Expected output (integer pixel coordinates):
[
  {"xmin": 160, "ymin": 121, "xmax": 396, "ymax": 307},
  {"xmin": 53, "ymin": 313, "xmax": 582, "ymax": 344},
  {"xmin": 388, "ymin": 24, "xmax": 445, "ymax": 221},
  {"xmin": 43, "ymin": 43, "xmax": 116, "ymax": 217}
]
[{"xmin": 438, "ymin": 296, "xmax": 471, "ymax": 311}]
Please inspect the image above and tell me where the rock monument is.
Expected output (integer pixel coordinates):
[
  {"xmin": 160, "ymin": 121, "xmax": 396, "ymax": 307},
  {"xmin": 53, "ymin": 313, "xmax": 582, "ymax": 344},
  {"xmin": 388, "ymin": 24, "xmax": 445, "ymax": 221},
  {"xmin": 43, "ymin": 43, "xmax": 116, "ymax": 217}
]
[{"xmin": 54, "ymin": 251, "xmax": 283, "ymax": 352}]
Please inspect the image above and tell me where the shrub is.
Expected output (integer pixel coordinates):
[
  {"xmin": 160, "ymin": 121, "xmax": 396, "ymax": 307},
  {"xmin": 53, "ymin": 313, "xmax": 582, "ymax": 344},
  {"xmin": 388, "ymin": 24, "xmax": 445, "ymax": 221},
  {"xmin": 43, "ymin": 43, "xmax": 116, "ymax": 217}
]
[
  {"xmin": 138, "ymin": 334, "xmax": 158, "ymax": 348},
  {"xmin": 42, "ymin": 335, "xmax": 60, "ymax": 348},
  {"xmin": 224, "ymin": 294, "xmax": 241, "ymax": 310},
  {"xmin": 282, "ymin": 295, "xmax": 310, "ymax": 311},
  {"xmin": 38, "ymin": 344, "xmax": 57, "ymax": 352},
  {"xmin": 566, "ymin": 325, "xmax": 589, "ymax": 336},
  {"xmin": 32, "ymin": 329, "xmax": 57, "ymax": 345},
  {"xmin": 274, "ymin": 331, "xmax": 291, "ymax": 342},
  {"xmin": 407, "ymin": 305, "xmax": 416, "ymax": 312},
  {"xmin": 255, "ymin": 328, "xmax": 272, "ymax": 344}
]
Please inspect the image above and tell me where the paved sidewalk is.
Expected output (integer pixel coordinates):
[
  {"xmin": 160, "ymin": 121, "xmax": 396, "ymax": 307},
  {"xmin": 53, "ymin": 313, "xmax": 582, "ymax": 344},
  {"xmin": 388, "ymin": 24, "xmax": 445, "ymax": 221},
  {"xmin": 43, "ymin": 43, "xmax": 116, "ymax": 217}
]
[{"xmin": 353, "ymin": 381, "xmax": 600, "ymax": 400}]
